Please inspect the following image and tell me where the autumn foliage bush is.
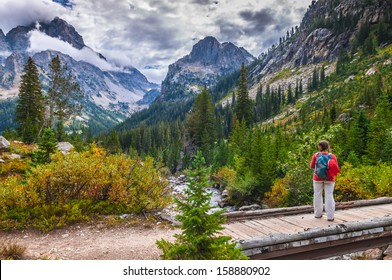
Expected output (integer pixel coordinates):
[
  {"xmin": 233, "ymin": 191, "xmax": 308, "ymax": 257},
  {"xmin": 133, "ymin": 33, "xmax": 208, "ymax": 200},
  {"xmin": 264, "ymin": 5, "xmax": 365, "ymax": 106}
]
[
  {"xmin": 0, "ymin": 145, "xmax": 171, "ymax": 231},
  {"xmin": 335, "ymin": 162, "xmax": 392, "ymax": 201},
  {"xmin": 263, "ymin": 162, "xmax": 392, "ymax": 208}
]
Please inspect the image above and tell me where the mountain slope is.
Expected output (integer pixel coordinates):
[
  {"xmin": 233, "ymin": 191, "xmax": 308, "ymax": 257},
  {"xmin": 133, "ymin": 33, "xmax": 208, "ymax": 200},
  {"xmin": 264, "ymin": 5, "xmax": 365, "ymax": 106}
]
[
  {"xmin": 0, "ymin": 17, "xmax": 159, "ymax": 133},
  {"xmin": 249, "ymin": 0, "xmax": 392, "ymax": 82},
  {"xmin": 160, "ymin": 36, "xmax": 255, "ymax": 101}
]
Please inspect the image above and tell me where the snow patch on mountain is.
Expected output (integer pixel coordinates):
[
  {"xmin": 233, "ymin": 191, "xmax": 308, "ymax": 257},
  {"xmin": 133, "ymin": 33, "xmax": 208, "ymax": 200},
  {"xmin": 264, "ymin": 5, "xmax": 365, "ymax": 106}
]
[
  {"xmin": 0, "ymin": 88, "xmax": 18, "ymax": 99},
  {"xmin": 104, "ymin": 76, "xmax": 144, "ymax": 103}
]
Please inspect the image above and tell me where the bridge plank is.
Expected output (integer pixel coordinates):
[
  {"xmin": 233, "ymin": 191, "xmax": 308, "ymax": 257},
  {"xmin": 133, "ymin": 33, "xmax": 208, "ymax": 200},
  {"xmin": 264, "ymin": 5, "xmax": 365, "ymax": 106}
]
[
  {"xmin": 246, "ymin": 220, "xmax": 283, "ymax": 234},
  {"xmin": 240, "ymin": 221, "xmax": 275, "ymax": 236},
  {"xmin": 276, "ymin": 216, "xmax": 318, "ymax": 232},
  {"xmin": 275, "ymin": 217, "xmax": 309, "ymax": 232},
  {"xmin": 246, "ymin": 220, "xmax": 279, "ymax": 235},
  {"xmin": 250, "ymin": 218, "xmax": 299, "ymax": 234},
  {"xmin": 238, "ymin": 221, "xmax": 270, "ymax": 236},
  {"xmin": 343, "ymin": 209, "xmax": 377, "ymax": 219},
  {"xmin": 379, "ymin": 204, "xmax": 392, "ymax": 210},
  {"xmin": 262, "ymin": 217, "xmax": 306, "ymax": 233},
  {"xmin": 224, "ymin": 223, "xmax": 254, "ymax": 239},
  {"xmin": 220, "ymin": 226, "xmax": 248, "ymax": 240},
  {"xmin": 220, "ymin": 228, "xmax": 240, "ymax": 239},
  {"xmin": 278, "ymin": 215, "xmax": 325, "ymax": 229},
  {"xmin": 361, "ymin": 207, "xmax": 391, "ymax": 217},
  {"xmin": 333, "ymin": 211, "xmax": 365, "ymax": 221},
  {"xmin": 371, "ymin": 204, "xmax": 392, "ymax": 214}
]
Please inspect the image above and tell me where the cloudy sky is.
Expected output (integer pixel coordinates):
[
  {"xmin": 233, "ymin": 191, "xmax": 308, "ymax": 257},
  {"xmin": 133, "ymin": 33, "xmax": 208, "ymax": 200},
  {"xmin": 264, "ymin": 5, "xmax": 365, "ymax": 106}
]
[{"xmin": 0, "ymin": 0, "xmax": 311, "ymax": 83}]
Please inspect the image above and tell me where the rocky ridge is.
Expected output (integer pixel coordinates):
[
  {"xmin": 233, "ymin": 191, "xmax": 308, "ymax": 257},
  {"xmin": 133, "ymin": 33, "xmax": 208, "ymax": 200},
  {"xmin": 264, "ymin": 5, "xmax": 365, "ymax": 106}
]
[
  {"xmin": 247, "ymin": 0, "xmax": 391, "ymax": 97},
  {"xmin": 160, "ymin": 36, "xmax": 255, "ymax": 101},
  {"xmin": 250, "ymin": 0, "xmax": 390, "ymax": 80}
]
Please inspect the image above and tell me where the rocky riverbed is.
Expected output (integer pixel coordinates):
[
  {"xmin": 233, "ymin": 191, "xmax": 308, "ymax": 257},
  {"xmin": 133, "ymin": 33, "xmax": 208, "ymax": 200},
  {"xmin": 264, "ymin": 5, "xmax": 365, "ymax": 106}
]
[{"xmin": 158, "ymin": 175, "xmax": 238, "ymax": 225}]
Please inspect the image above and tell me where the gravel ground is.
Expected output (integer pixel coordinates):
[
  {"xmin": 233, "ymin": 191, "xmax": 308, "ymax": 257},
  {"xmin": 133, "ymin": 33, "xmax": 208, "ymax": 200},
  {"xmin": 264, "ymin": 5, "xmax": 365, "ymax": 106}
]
[{"xmin": 0, "ymin": 217, "xmax": 180, "ymax": 260}]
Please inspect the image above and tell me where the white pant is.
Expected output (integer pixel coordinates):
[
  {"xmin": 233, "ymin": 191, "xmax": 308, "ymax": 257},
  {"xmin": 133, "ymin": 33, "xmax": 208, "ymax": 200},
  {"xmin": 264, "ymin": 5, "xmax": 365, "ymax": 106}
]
[{"xmin": 313, "ymin": 180, "xmax": 335, "ymax": 220}]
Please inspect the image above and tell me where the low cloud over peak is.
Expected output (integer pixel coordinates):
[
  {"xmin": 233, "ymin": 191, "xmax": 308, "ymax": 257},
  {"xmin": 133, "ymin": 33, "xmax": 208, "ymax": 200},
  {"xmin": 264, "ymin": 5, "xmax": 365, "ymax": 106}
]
[{"xmin": 0, "ymin": 0, "xmax": 311, "ymax": 83}]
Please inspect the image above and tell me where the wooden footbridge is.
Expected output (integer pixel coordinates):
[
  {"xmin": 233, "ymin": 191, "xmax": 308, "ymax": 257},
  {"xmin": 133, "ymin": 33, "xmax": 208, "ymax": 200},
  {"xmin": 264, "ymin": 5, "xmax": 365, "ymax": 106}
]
[{"xmin": 221, "ymin": 197, "xmax": 392, "ymax": 259}]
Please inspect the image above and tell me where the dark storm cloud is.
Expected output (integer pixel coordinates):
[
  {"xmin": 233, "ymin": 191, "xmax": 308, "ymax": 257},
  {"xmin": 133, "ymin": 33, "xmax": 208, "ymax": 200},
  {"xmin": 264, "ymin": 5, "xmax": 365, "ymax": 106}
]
[
  {"xmin": 215, "ymin": 19, "xmax": 244, "ymax": 42},
  {"xmin": 192, "ymin": 0, "xmax": 218, "ymax": 5},
  {"xmin": 101, "ymin": 15, "xmax": 183, "ymax": 53},
  {"xmin": 239, "ymin": 8, "xmax": 296, "ymax": 36},
  {"xmin": 239, "ymin": 8, "xmax": 276, "ymax": 31}
]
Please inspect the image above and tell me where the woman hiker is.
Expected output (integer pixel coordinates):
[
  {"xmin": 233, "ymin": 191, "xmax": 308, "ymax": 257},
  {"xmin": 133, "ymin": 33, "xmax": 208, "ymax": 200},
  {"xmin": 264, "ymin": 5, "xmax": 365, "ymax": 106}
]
[{"xmin": 310, "ymin": 140, "xmax": 340, "ymax": 221}]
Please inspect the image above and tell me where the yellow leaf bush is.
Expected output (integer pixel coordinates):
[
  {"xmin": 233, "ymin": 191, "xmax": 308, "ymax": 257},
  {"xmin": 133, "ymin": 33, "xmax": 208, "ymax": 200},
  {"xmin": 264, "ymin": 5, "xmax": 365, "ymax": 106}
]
[
  {"xmin": 263, "ymin": 178, "xmax": 290, "ymax": 208},
  {"xmin": 0, "ymin": 145, "xmax": 171, "ymax": 231},
  {"xmin": 335, "ymin": 162, "xmax": 392, "ymax": 201}
]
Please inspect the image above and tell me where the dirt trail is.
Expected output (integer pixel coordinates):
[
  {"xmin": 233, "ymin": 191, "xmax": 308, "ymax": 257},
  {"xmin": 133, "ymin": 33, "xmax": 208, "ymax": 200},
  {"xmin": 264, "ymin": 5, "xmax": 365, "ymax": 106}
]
[{"xmin": 0, "ymin": 219, "xmax": 180, "ymax": 260}]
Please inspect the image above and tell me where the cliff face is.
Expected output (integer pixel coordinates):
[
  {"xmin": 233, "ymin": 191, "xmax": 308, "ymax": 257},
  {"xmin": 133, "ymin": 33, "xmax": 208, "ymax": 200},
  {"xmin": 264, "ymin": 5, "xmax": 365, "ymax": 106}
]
[
  {"xmin": 250, "ymin": 0, "xmax": 392, "ymax": 81},
  {"xmin": 161, "ymin": 36, "xmax": 255, "ymax": 101}
]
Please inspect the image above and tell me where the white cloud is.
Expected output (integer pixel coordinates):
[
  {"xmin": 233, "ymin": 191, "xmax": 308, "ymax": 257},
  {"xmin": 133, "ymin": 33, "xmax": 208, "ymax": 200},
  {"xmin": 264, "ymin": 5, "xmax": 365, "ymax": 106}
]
[
  {"xmin": 1, "ymin": 0, "xmax": 312, "ymax": 83},
  {"xmin": 0, "ymin": 0, "xmax": 65, "ymax": 33},
  {"xmin": 27, "ymin": 30, "xmax": 119, "ymax": 71},
  {"xmin": 140, "ymin": 67, "xmax": 168, "ymax": 85},
  {"xmin": 0, "ymin": 51, "xmax": 12, "ymax": 57}
]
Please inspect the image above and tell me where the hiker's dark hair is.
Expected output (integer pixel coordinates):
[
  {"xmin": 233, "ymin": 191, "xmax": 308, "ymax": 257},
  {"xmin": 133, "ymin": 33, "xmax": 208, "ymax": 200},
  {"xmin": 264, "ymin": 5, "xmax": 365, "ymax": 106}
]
[{"xmin": 318, "ymin": 140, "xmax": 330, "ymax": 152}]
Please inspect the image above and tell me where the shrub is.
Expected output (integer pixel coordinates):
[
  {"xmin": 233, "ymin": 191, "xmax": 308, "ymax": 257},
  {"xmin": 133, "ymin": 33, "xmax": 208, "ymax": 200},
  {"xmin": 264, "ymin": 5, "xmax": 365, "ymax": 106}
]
[
  {"xmin": 0, "ymin": 176, "xmax": 26, "ymax": 211},
  {"xmin": 25, "ymin": 148, "xmax": 170, "ymax": 212},
  {"xmin": 0, "ymin": 241, "xmax": 26, "ymax": 260},
  {"xmin": 0, "ymin": 160, "xmax": 30, "ymax": 178},
  {"xmin": 335, "ymin": 162, "xmax": 392, "ymax": 201},
  {"xmin": 226, "ymin": 171, "xmax": 259, "ymax": 206},
  {"xmin": 212, "ymin": 166, "xmax": 236, "ymax": 188},
  {"xmin": 0, "ymin": 145, "xmax": 171, "ymax": 231},
  {"xmin": 263, "ymin": 173, "xmax": 313, "ymax": 208},
  {"xmin": 263, "ymin": 178, "xmax": 290, "ymax": 208}
]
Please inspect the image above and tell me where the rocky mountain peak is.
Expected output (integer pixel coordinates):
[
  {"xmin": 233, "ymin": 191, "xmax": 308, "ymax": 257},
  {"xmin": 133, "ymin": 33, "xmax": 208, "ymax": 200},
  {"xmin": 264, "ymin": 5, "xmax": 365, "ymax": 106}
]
[
  {"xmin": 5, "ymin": 25, "xmax": 34, "ymax": 51},
  {"xmin": 4, "ymin": 17, "xmax": 85, "ymax": 52},
  {"xmin": 39, "ymin": 17, "xmax": 85, "ymax": 50},
  {"xmin": 161, "ymin": 36, "xmax": 255, "ymax": 101},
  {"xmin": 187, "ymin": 36, "xmax": 221, "ymax": 65}
]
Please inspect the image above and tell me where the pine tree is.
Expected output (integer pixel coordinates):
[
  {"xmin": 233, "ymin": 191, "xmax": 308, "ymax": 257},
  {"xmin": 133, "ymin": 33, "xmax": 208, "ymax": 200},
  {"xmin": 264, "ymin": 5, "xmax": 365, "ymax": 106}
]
[
  {"xmin": 15, "ymin": 57, "xmax": 45, "ymax": 143},
  {"xmin": 156, "ymin": 151, "xmax": 247, "ymax": 260},
  {"xmin": 295, "ymin": 80, "xmax": 299, "ymax": 100},
  {"xmin": 255, "ymin": 85, "xmax": 263, "ymax": 121},
  {"xmin": 266, "ymin": 84, "xmax": 273, "ymax": 118},
  {"xmin": 106, "ymin": 130, "xmax": 122, "ymax": 154},
  {"xmin": 320, "ymin": 65, "xmax": 326, "ymax": 86},
  {"xmin": 347, "ymin": 109, "xmax": 369, "ymax": 159},
  {"xmin": 366, "ymin": 94, "xmax": 392, "ymax": 163},
  {"xmin": 187, "ymin": 87, "xmax": 216, "ymax": 162},
  {"xmin": 234, "ymin": 64, "xmax": 253, "ymax": 127},
  {"xmin": 33, "ymin": 128, "xmax": 58, "ymax": 164},
  {"xmin": 336, "ymin": 49, "xmax": 349, "ymax": 74},
  {"xmin": 47, "ymin": 55, "xmax": 83, "ymax": 141},
  {"xmin": 299, "ymin": 79, "xmax": 303, "ymax": 97},
  {"xmin": 312, "ymin": 67, "xmax": 319, "ymax": 90},
  {"xmin": 287, "ymin": 84, "xmax": 294, "ymax": 104}
]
